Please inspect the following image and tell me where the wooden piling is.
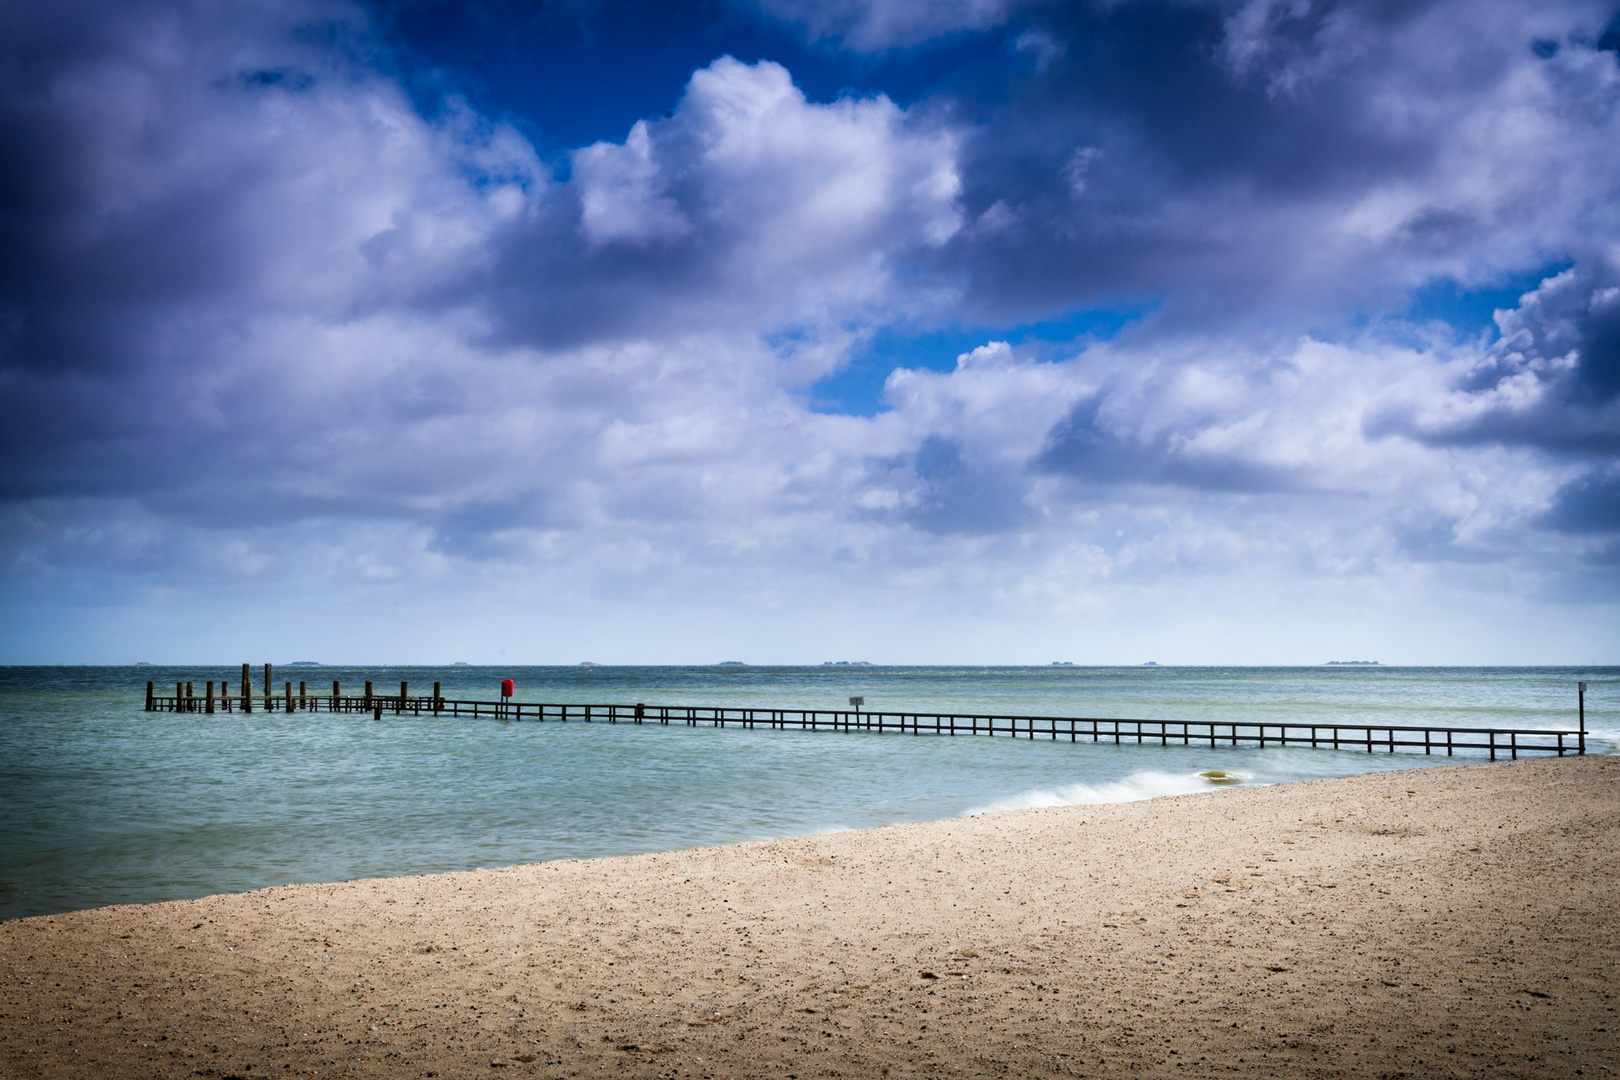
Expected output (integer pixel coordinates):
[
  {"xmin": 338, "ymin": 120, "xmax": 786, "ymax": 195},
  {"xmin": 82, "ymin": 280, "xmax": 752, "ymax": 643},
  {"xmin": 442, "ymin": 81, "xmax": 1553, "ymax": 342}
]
[
  {"xmin": 433, "ymin": 681, "xmax": 441, "ymax": 714},
  {"xmin": 284, "ymin": 681, "xmax": 292, "ymax": 713},
  {"xmin": 263, "ymin": 663, "xmax": 272, "ymax": 704},
  {"xmin": 333, "ymin": 680, "xmax": 340, "ymax": 711},
  {"xmin": 241, "ymin": 663, "xmax": 253, "ymax": 713},
  {"xmin": 364, "ymin": 680, "xmax": 373, "ymax": 709},
  {"xmin": 206, "ymin": 680, "xmax": 214, "ymax": 714},
  {"xmin": 1579, "ymin": 681, "xmax": 1587, "ymax": 756},
  {"xmin": 146, "ymin": 680, "xmax": 154, "ymax": 711},
  {"xmin": 299, "ymin": 680, "xmax": 307, "ymax": 710},
  {"xmin": 399, "ymin": 681, "xmax": 407, "ymax": 716}
]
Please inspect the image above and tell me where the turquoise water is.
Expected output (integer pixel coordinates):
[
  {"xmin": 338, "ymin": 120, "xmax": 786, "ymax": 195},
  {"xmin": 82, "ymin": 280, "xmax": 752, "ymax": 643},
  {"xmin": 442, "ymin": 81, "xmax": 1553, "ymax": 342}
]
[{"xmin": 1, "ymin": 665, "xmax": 1612, "ymax": 921}]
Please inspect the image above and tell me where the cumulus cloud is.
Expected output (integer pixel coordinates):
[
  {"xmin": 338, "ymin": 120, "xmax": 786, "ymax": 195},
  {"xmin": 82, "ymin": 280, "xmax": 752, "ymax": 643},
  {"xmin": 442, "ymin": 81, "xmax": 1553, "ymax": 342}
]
[
  {"xmin": 0, "ymin": 6, "xmax": 960, "ymax": 527},
  {"xmin": 492, "ymin": 55, "xmax": 962, "ymax": 348},
  {"xmin": 1370, "ymin": 262, "xmax": 1620, "ymax": 455},
  {"xmin": 1, "ymin": 0, "xmax": 1617, "ymax": 661}
]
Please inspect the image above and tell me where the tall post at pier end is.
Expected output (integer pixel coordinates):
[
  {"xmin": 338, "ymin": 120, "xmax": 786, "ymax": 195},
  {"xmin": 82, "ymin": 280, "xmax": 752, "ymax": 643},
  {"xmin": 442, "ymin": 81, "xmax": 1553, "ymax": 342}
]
[
  {"xmin": 333, "ymin": 680, "xmax": 340, "ymax": 712},
  {"xmin": 242, "ymin": 663, "xmax": 253, "ymax": 713},
  {"xmin": 146, "ymin": 681, "xmax": 154, "ymax": 711},
  {"xmin": 263, "ymin": 663, "xmax": 272, "ymax": 703},
  {"xmin": 365, "ymin": 680, "xmax": 373, "ymax": 710},
  {"xmin": 206, "ymin": 681, "xmax": 214, "ymax": 714},
  {"xmin": 399, "ymin": 681, "xmax": 407, "ymax": 715},
  {"xmin": 285, "ymin": 681, "xmax": 292, "ymax": 714},
  {"xmin": 433, "ymin": 681, "xmax": 441, "ymax": 715},
  {"xmin": 1579, "ymin": 681, "xmax": 1587, "ymax": 756}
]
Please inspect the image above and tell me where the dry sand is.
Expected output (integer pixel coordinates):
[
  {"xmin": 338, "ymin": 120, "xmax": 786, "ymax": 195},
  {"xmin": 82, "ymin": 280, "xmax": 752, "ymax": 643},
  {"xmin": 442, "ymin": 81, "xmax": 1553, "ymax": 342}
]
[{"xmin": 2, "ymin": 755, "xmax": 1616, "ymax": 1079}]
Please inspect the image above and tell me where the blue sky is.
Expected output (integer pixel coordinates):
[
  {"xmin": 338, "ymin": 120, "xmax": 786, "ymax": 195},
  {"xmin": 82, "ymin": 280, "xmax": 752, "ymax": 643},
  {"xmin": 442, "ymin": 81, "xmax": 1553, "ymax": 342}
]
[{"xmin": 1, "ymin": 0, "xmax": 1618, "ymax": 664}]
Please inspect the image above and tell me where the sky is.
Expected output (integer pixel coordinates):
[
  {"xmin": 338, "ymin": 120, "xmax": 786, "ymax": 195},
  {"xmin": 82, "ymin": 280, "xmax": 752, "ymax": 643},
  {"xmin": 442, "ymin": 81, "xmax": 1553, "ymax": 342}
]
[{"xmin": 1, "ymin": 0, "xmax": 1618, "ymax": 665}]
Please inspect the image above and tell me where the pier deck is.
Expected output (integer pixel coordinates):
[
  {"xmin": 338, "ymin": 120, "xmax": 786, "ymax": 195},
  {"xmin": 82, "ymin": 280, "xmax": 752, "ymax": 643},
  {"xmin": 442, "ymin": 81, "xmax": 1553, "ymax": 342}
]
[{"xmin": 145, "ymin": 675, "xmax": 1586, "ymax": 761}]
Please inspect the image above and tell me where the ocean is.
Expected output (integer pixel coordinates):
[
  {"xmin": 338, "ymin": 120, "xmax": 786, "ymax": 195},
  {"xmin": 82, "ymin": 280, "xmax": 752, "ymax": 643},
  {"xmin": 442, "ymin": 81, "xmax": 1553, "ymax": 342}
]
[{"xmin": 1, "ymin": 664, "xmax": 1612, "ymax": 922}]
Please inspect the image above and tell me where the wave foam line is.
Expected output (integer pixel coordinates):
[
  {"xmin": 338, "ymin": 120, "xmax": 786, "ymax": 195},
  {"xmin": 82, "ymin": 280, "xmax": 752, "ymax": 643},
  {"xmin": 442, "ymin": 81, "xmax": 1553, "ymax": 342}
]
[{"xmin": 965, "ymin": 770, "xmax": 1243, "ymax": 814}]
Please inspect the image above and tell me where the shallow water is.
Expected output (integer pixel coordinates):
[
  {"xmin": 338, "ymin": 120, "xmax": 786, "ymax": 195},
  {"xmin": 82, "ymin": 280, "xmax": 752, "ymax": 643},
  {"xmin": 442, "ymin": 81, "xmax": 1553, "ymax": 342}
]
[{"xmin": 1, "ymin": 665, "xmax": 1612, "ymax": 921}]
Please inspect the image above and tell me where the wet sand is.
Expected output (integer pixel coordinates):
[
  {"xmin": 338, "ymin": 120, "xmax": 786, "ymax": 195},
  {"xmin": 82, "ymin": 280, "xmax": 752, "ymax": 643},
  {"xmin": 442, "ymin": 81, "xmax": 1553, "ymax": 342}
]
[{"xmin": 2, "ymin": 755, "xmax": 1616, "ymax": 1079}]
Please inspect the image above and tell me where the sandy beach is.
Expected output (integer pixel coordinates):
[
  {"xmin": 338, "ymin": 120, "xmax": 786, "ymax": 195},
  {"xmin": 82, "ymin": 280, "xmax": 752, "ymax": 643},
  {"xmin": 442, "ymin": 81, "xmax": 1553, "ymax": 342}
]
[{"xmin": 2, "ymin": 754, "xmax": 1615, "ymax": 1079}]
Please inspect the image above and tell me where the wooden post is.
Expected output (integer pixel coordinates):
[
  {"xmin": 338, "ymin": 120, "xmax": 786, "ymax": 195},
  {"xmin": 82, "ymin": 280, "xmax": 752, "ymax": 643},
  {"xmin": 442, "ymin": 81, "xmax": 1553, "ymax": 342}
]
[
  {"xmin": 206, "ymin": 680, "xmax": 214, "ymax": 714},
  {"xmin": 364, "ymin": 680, "xmax": 373, "ymax": 710},
  {"xmin": 222, "ymin": 677, "xmax": 231, "ymax": 712},
  {"xmin": 186, "ymin": 681, "xmax": 194, "ymax": 712},
  {"xmin": 373, "ymin": 698, "xmax": 382, "ymax": 721},
  {"xmin": 176, "ymin": 682, "xmax": 183, "ymax": 713},
  {"xmin": 333, "ymin": 680, "xmax": 340, "ymax": 712},
  {"xmin": 242, "ymin": 663, "xmax": 253, "ymax": 713},
  {"xmin": 146, "ymin": 680, "xmax": 154, "ymax": 711},
  {"xmin": 299, "ymin": 680, "xmax": 307, "ymax": 710},
  {"xmin": 433, "ymin": 681, "xmax": 441, "ymax": 714},
  {"xmin": 285, "ymin": 681, "xmax": 292, "ymax": 713},
  {"xmin": 399, "ymin": 681, "xmax": 407, "ymax": 715},
  {"xmin": 1579, "ymin": 682, "xmax": 1587, "ymax": 756},
  {"xmin": 263, "ymin": 663, "xmax": 272, "ymax": 704}
]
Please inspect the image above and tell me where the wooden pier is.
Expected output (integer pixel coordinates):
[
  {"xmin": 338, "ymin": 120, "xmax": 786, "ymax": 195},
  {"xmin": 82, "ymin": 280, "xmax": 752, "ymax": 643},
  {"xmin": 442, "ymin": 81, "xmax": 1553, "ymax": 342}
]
[{"xmin": 144, "ymin": 667, "xmax": 1588, "ymax": 762}]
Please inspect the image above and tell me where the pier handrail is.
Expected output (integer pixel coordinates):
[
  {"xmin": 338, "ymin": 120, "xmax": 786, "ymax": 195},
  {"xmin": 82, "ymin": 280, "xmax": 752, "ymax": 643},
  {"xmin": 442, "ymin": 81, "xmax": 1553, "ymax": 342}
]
[{"xmin": 142, "ymin": 687, "xmax": 1587, "ymax": 761}]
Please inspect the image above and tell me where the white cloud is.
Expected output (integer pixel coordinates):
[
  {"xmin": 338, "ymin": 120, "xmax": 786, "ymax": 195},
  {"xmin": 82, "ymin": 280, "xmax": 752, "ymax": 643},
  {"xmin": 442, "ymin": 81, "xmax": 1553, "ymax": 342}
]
[
  {"xmin": 563, "ymin": 57, "xmax": 961, "ymax": 324},
  {"xmin": 574, "ymin": 121, "xmax": 693, "ymax": 247},
  {"xmin": 2, "ymin": 0, "xmax": 1617, "ymax": 664}
]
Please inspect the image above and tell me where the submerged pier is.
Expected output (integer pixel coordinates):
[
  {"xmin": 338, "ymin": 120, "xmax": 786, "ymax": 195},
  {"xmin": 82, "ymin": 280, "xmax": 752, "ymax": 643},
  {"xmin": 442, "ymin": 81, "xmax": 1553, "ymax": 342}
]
[{"xmin": 143, "ymin": 665, "xmax": 1589, "ymax": 762}]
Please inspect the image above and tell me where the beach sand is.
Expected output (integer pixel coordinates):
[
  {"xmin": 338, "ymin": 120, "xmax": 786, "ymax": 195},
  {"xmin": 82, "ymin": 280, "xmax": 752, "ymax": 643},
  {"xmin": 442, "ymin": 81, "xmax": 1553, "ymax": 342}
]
[{"xmin": 2, "ymin": 755, "xmax": 1615, "ymax": 1079}]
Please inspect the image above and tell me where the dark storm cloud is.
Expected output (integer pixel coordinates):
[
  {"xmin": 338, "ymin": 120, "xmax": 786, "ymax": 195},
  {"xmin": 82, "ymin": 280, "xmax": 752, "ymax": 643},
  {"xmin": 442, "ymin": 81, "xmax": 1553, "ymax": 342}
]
[
  {"xmin": 899, "ymin": 435, "xmax": 1032, "ymax": 534},
  {"xmin": 1037, "ymin": 395, "xmax": 1300, "ymax": 493},
  {"xmin": 910, "ymin": 0, "xmax": 1620, "ymax": 325},
  {"xmin": 1538, "ymin": 470, "xmax": 1620, "ymax": 534},
  {"xmin": 1369, "ymin": 261, "xmax": 1620, "ymax": 456}
]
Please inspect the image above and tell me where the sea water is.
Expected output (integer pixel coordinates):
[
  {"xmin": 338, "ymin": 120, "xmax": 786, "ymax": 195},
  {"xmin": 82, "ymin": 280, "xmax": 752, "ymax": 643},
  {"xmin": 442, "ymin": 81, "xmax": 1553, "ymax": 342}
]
[{"xmin": 1, "ymin": 665, "xmax": 1613, "ymax": 921}]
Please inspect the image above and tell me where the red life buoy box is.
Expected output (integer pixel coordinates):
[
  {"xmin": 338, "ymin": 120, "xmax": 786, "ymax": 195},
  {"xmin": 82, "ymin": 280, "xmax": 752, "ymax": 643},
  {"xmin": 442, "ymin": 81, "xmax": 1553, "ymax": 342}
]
[{"xmin": 501, "ymin": 678, "xmax": 515, "ymax": 698}]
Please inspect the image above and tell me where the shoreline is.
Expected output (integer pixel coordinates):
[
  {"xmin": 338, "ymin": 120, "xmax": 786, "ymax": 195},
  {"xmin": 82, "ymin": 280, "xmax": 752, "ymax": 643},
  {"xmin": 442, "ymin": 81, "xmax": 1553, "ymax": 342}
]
[{"xmin": 3, "ymin": 755, "xmax": 1616, "ymax": 1078}]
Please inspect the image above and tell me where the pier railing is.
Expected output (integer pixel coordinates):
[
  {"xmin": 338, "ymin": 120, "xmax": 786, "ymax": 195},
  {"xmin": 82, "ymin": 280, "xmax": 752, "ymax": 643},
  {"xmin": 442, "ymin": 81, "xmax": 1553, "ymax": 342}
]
[{"xmin": 144, "ymin": 684, "xmax": 1585, "ymax": 761}]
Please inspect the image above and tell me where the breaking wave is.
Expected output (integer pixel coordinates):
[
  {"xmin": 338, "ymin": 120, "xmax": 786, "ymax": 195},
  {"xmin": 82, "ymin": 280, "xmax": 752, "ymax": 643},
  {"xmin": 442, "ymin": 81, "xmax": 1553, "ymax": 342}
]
[{"xmin": 964, "ymin": 769, "xmax": 1250, "ymax": 814}]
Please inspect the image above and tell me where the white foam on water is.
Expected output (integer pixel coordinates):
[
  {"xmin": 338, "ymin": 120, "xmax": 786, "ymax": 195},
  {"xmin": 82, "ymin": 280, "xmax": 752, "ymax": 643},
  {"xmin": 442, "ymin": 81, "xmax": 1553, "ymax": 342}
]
[{"xmin": 964, "ymin": 769, "xmax": 1249, "ymax": 814}]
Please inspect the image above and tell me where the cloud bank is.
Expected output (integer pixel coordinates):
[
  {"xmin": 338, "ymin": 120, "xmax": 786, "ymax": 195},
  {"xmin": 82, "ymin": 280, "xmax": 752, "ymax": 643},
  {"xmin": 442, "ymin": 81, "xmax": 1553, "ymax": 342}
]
[{"xmin": 1, "ymin": 0, "xmax": 1616, "ymax": 662}]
